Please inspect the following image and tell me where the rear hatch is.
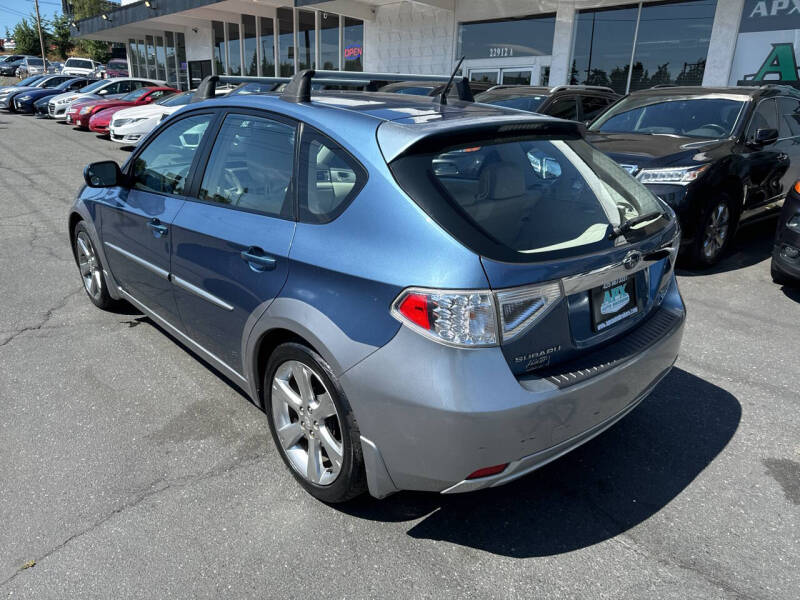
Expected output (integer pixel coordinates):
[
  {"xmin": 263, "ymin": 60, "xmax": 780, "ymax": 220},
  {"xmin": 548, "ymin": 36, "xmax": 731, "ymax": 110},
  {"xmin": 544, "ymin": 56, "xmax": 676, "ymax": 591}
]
[{"xmin": 386, "ymin": 118, "xmax": 679, "ymax": 377}]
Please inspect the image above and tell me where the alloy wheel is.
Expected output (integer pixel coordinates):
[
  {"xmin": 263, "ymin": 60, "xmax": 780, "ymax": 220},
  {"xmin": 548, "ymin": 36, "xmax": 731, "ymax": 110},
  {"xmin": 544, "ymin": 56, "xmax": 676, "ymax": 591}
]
[
  {"xmin": 271, "ymin": 360, "xmax": 344, "ymax": 486},
  {"xmin": 702, "ymin": 202, "xmax": 730, "ymax": 261},
  {"xmin": 76, "ymin": 231, "xmax": 103, "ymax": 302}
]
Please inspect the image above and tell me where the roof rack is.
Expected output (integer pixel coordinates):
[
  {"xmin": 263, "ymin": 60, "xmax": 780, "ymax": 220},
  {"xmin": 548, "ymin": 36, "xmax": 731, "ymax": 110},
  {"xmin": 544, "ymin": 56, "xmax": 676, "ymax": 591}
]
[
  {"xmin": 548, "ymin": 84, "xmax": 616, "ymax": 94},
  {"xmin": 192, "ymin": 70, "xmax": 475, "ymax": 103}
]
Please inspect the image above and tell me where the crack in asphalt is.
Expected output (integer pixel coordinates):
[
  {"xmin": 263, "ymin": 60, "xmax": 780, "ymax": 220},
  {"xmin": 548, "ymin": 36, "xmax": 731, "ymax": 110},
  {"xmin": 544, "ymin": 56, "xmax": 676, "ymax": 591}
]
[
  {"xmin": 0, "ymin": 453, "xmax": 267, "ymax": 590},
  {"xmin": 0, "ymin": 287, "xmax": 82, "ymax": 348}
]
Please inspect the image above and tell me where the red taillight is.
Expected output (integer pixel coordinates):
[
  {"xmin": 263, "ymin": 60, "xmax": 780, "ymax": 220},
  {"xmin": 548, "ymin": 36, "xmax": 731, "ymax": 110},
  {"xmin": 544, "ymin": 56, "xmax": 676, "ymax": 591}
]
[
  {"xmin": 397, "ymin": 293, "xmax": 430, "ymax": 329},
  {"xmin": 466, "ymin": 463, "xmax": 508, "ymax": 479}
]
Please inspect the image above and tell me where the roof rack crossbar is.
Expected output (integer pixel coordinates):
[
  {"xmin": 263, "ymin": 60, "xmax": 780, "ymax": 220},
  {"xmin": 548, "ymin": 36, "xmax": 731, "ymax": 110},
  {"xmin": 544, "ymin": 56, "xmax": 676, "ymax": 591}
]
[
  {"xmin": 192, "ymin": 75, "xmax": 291, "ymax": 102},
  {"xmin": 192, "ymin": 70, "xmax": 477, "ymax": 103},
  {"xmin": 549, "ymin": 84, "xmax": 616, "ymax": 94}
]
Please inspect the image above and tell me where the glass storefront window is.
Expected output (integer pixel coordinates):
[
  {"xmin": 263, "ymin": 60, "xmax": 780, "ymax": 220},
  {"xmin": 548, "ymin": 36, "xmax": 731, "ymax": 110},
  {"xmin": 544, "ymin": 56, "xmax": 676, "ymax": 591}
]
[
  {"xmin": 572, "ymin": 6, "xmax": 638, "ymax": 94},
  {"xmin": 165, "ymin": 32, "xmax": 176, "ymax": 88},
  {"xmin": 155, "ymin": 35, "xmax": 167, "ymax": 81},
  {"xmin": 137, "ymin": 40, "xmax": 147, "ymax": 78},
  {"xmin": 458, "ymin": 14, "xmax": 556, "ymax": 60},
  {"xmin": 227, "ymin": 22, "xmax": 241, "ymax": 76},
  {"xmin": 145, "ymin": 36, "xmax": 157, "ymax": 79},
  {"xmin": 277, "ymin": 7, "xmax": 294, "ymax": 76},
  {"xmin": 212, "ymin": 21, "xmax": 225, "ymax": 75},
  {"xmin": 343, "ymin": 17, "xmax": 363, "ymax": 72},
  {"xmin": 176, "ymin": 32, "xmax": 188, "ymax": 90},
  {"xmin": 572, "ymin": 0, "xmax": 717, "ymax": 94},
  {"xmin": 320, "ymin": 11, "xmax": 338, "ymax": 70},
  {"xmin": 297, "ymin": 10, "xmax": 315, "ymax": 71},
  {"xmin": 259, "ymin": 17, "xmax": 275, "ymax": 76},
  {"xmin": 630, "ymin": 0, "xmax": 717, "ymax": 92},
  {"xmin": 128, "ymin": 39, "xmax": 139, "ymax": 77},
  {"xmin": 242, "ymin": 15, "xmax": 258, "ymax": 76}
]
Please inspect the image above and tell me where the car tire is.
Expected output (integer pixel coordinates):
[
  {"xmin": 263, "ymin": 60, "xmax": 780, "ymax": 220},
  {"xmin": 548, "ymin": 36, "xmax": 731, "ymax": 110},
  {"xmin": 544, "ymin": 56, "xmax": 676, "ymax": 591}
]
[
  {"xmin": 264, "ymin": 342, "xmax": 367, "ymax": 503},
  {"xmin": 72, "ymin": 221, "xmax": 119, "ymax": 310},
  {"xmin": 771, "ymin": 262, "xmax": 791, "ymax": 286},
  {"xmin": 692, "ymin": 193, "xmax": 736, "ymax": 268}
]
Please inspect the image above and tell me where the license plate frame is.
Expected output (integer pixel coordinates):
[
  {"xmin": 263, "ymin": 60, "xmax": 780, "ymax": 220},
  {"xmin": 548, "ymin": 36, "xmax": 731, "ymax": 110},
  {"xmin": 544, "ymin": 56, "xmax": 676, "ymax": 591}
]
[{"xmin": 590, "ymin": 275, "xmax": 639, "ymax": 332}]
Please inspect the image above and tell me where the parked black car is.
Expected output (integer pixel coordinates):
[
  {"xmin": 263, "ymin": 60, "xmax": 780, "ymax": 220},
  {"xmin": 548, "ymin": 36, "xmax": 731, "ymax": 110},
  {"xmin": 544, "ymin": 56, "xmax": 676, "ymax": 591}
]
[
  {"xmin": 474, "ymin": 85, "xmax": 620, "ymax": 122},
  {"xmin": 587, "ymin": 85, "xmax": 800, "ymax": 267},
  {"xmin": 771, "ymin": 181, "xmax": 800, "ymax": 285},
  {"xmin": 11, "ymin": 77, "xmax": 96, "ymax": 113}
]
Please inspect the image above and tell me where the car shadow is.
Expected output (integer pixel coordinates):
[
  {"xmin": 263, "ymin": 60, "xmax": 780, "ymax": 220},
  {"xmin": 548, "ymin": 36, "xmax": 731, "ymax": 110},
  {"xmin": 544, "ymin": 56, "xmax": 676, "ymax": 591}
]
[
  {"xmin": 677, "ymin": 216, "xmax": 778, "ymax": 276},
  {"xmin": 339, "ymin": 368, "xmax": 740, "ymax": 558}
]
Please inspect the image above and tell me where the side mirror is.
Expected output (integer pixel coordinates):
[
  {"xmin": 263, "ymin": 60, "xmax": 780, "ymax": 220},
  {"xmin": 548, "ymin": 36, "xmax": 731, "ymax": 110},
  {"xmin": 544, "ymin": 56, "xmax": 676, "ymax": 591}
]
[
  {"xmin": 84, "ymin": 161, "xmax": 122, "ymax": 188},
  {"xmin": 752, "ymin": 128, "xmax": 779, "ymax": 147}
]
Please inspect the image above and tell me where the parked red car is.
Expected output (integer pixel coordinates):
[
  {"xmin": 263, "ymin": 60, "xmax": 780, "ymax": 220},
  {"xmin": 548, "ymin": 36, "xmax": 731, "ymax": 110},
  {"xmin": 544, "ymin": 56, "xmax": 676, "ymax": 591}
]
[
  {"xmin": 105, "ymin": 58, "xmax": 129, "ymax": 78},
  {"xmin": 67, "ymin": 86, "xmax": 178, "ymax": 130},
  {"xmin": 88, "ymin": 107, "xmax": 120, "ymax": 135}
]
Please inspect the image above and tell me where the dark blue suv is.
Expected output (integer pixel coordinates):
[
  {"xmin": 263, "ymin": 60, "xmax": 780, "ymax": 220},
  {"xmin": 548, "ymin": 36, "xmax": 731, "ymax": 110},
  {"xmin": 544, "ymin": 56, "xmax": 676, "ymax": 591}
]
[{"xmin": 70, "ymin": 71, "xmax": 685, "ymax": 502}]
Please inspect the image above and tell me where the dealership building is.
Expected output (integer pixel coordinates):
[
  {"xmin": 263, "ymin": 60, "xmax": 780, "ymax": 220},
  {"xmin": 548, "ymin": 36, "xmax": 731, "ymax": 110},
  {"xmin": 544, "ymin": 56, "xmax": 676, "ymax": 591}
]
[{"xmin": 72, "ymin": 0, "xmax": 800, "ymax": 93}]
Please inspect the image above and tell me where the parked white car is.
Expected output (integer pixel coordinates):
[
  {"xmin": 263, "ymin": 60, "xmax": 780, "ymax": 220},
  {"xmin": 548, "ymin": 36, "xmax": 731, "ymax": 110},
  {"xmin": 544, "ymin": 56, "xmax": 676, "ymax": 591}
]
[
  {"xmin": 109, "ymin": 88, "xmax": 228, "ymax": 144},
  {"xmin": 46, "ymin": 77, "xmax": 161, "ymax": 119},
  {"xmin": 16, "ymin": 57, "xmax": 46, "ymax": 77},
  {"xmin": 61, "ymin": 57, "xmax": 100, "ymax": 77}
]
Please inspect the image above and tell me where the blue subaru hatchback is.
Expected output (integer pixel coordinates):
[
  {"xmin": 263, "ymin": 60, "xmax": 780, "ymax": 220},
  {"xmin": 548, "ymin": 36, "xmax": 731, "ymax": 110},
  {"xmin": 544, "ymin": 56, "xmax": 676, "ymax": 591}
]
[{"xmin": 70, "ymin": 71, "xmax": 685, "ymax": 502}]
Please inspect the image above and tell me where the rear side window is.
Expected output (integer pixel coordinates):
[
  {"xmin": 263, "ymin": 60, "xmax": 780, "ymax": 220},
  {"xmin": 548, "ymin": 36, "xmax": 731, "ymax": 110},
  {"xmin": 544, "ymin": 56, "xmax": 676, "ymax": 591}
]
[
  {"xmin": 582, "ymin": 96, "xmax": 613, "ymax": 122},
  {"xmin": 748, "ymin": 99, "xmax": 778, "ymax": 138},
  {"xmin": 390, "ymin": 134, "xmax": 666, "ymax": 262},
  {"xmin": 778, "ymin": 97, "xmax": 800, "ymax": 138},
  {"xmin": 547, "ymin": 96, "xmax": 579, "ymax": 120},
  {"xmin": 198, "ymin": 114, "xmax": 296, "ymax": 218},
  {"xmin": 132, "ymin": 114, "xmax": 212, "ymax": 195},
  {"xmin": 298, "ymin": 128, "xmax": 366, "ymax": 223}
]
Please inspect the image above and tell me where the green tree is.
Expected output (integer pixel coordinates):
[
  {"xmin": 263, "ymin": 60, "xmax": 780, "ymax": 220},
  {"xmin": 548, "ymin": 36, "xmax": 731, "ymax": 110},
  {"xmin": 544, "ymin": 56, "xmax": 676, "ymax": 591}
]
[
  {"xmin": 71, "ymin": 0, "xmax": 115, "ymax": 63},
  {"xmin": 51, "ymin": 13, "xmax": 74, "ymax": 60},
  {"xmin": 12, "ymin": 17, "xmax": 50, "ymax": 57}
]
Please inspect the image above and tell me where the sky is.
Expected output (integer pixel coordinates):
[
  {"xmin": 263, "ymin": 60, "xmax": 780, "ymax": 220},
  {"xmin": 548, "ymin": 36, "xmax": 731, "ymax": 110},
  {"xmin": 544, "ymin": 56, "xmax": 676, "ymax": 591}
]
[{"xmin": 0, "ymin": 0, "xmax": 63, "ymax": 38}]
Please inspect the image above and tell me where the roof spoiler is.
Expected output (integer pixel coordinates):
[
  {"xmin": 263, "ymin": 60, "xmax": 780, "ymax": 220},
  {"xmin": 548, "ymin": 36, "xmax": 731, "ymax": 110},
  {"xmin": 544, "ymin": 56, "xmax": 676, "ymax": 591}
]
[{"xmin": 191, "ymin": 70, "xmax": 476, "ymax": 103}]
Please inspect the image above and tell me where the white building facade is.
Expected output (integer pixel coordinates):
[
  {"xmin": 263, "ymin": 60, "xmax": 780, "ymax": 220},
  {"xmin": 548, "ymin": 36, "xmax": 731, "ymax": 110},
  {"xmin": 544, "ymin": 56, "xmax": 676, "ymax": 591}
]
[{"xmin": 73, "ymin": 0, "xmax": 800, "ymax": 93}]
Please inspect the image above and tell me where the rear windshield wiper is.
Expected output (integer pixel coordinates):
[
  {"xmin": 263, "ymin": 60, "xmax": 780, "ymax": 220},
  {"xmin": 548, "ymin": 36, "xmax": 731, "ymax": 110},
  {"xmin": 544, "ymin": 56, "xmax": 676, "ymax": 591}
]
[{"xmin": 608, "ymin": 211, "xmax": 664, "ymax": 240}]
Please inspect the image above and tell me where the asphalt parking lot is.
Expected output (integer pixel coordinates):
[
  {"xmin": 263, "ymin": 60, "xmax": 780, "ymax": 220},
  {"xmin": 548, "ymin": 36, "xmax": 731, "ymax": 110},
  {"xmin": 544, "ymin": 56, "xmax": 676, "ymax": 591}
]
[{"xmin": 0, "ymin": 111, "xmax": 798, "ymax": 600}]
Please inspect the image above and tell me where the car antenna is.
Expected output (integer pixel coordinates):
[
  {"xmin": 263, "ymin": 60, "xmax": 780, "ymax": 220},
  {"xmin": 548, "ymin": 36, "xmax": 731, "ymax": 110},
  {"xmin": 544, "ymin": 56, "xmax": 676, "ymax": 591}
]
[{"xmin": 436, "ymin": 56, "xmax": 466, "ymax": 106}]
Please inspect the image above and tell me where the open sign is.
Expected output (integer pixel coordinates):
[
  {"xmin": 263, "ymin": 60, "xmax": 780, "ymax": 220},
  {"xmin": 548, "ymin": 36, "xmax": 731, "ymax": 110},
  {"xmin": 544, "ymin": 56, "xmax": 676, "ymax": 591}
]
[{"xmin": 344, "ymin": 45, "xmax": 363, "ymax": 60}]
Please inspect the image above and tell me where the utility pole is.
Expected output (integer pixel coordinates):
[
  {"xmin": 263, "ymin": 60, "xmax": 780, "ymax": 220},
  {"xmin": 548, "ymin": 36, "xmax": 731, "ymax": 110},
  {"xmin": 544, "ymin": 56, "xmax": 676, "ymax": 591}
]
[{"xmin": 33, "ymin": 0, "xmax": 48, "ymax": 70}]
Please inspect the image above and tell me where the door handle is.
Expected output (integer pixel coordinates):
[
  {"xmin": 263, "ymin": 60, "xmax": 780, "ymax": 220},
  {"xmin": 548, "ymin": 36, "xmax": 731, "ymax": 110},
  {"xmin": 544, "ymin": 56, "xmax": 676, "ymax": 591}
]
[
  {"xmin": 147, "ymin": 218, "xmax": 168, "ymax": 238},
  {"xmin": 241, "ymin": 247, "xmax": 277, "ymax": 272}
]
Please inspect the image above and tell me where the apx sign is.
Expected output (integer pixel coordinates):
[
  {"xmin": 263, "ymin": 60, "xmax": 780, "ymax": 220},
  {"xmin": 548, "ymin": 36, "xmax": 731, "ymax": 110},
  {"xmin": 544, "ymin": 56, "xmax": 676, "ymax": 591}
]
[{"xmin": 740, "ymin": 0, "xmax": 800, "ymax": 33}]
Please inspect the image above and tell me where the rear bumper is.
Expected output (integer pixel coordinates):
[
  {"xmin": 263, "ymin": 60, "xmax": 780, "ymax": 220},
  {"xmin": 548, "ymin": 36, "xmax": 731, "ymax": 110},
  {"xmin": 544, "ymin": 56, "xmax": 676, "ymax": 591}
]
[{"xmin": 342, "ymin": 277, "xmax": 685, "ymax": 496}]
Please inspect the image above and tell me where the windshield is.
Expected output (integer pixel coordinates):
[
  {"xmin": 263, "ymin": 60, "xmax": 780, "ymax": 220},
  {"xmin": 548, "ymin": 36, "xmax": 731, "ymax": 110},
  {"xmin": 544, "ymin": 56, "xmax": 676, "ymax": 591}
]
[
  {"xmin": 28, "ymin": 58, "xmax": 44, "ymax": 66},
  {"xmin": 475, "ymin": 91, "xmax": 546, "ymax": 113},
  {"xmin": 67, "ymin": 59, "xmax": 93, "ymax": 69},
  {"xmin": 78, "ymin": 80, "xmax": 106, "ymax": 93},
  {"xmin": 157, "ymin": 91, "xmax": 192, "ymax": 106},
  {"xmin": 590, "ymin": 95, "xmax": 748, "ymax": 139},
  {"xmin": 390, "ymin": 134, "xmax": 665, "ymax": 261},
  {"xmin": 108, "ymin": 60, "xmax": 127, "ymax": 68},
  {"xmin": 122, "ymin": 88, "xmax": 150, "ymax": 101},
  {"xmin": 17, "ymin": 76, "xmax": 42, "ymax": 86}
]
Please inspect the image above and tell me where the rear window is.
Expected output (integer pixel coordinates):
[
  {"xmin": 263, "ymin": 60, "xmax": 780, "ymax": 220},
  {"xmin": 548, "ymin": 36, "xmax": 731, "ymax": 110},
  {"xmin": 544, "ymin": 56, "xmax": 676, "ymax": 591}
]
[
  {"xmin": 66, "ymin": 59, "xmax": 94, "ymax": 69},
  {"xmin": 476, "ymin": 92, "xmax": 546, "ymax": 113},
  {"xmin": 390, "ymin": 133, "xmax": 666, "ymax": 262}
]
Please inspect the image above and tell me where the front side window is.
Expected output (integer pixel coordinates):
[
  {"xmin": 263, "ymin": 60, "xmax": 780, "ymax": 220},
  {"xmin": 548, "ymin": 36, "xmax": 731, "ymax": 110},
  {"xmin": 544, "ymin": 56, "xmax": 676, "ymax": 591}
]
[
  {"xmin": 299, "ymin": 129, "xmax": 365, "ymax": 223},
  {"xmin": 132, "ymin": 114, "xmax": 212, "ymax": 195},
  {"xmin": 390, "ymin": 134, "xmax": 666, "ymax": 261},
  {"xmin": 198, "ymin": 114, "xmax": 295, "ymax": 218},
  {"xmin": 592, "ymin": 94, "xmax": 747, "ymax": 139}
]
